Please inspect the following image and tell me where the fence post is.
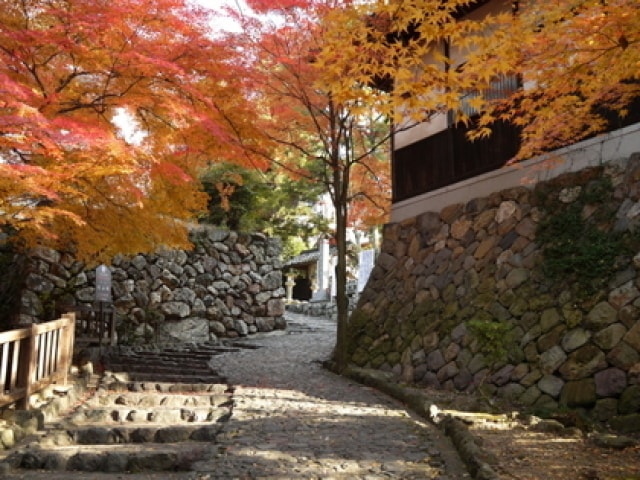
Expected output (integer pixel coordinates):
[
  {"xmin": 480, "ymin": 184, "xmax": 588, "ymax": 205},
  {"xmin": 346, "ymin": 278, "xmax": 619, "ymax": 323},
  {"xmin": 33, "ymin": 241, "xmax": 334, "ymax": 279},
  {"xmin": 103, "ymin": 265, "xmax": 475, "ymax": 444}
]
[
  {"xmin": 109, "ymin": 307, "xmax": 117, "ymax": 346},
  {"xmin": 16, "ymin": 324, "xmax": 38, "ymax": 410},
  {"xmin": 61, "ymin": 313, "xmax": 76, "ymax": 385}
]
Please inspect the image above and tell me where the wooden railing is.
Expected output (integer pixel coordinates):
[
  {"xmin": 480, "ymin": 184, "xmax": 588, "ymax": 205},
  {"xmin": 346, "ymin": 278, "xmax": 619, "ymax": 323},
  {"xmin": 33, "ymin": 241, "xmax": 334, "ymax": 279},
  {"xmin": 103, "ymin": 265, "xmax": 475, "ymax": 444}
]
[
  {"xmin": 67, "ymin": 304, "xmax": 116, "ymax": 347},
  {"xmin": 0, "ymin": 313, "xmax": 75, "ymax": 410}
]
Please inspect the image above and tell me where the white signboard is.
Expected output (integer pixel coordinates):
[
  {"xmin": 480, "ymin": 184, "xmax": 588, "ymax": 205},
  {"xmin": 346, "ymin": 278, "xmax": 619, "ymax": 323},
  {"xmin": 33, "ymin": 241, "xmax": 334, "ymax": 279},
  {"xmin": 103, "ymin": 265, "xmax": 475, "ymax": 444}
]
[
  {"xmin": 357, "ymin": 249, "xmax": 375, "ymax": 292},
  {"xmin": 95, "ymin": 264, "xmax": 112, "ymax": 302}
]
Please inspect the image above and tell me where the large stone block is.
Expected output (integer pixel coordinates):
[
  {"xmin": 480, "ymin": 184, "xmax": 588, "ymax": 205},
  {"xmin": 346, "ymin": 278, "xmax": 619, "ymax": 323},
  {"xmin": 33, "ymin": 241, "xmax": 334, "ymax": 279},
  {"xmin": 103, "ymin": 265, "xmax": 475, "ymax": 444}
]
[
  {"xmin": 539, "ymin": 346, "xmax": 567, "ymax": 375},
  {"xmin": 561, "ymin": 328, "xmax": 591, "ymax": 352},
  {"xmin": 427, "ymin": 350, "xmax": 446, "ymax": 371},
  {"xmin": 560, "ymin": 379, "xmax": 597, "ymax": 408},
  {"xmin": 497, "ymin": 382, "xmax": 525, "ymax": 401},
  {"xmin": 593, "ymin": 323, "xmax": 627, "ymax": 351},
  {"xmin": 585, "ymin": 302, "xmax": 618, "ymax": 330},
  {"xmin": 618, "ymin": 385, "xmax": 640, "ymax": 415},
  {"xmin": 608, "ymin": 281, "xmax": 640, "ymax": 310},
  {"xmin": 519, "ymin": 385, "xmax": 542, "ymax": 406},
  {"xmin": 540, "ymin": 308, "xmax": 561, "ymax": 333},
  {"xmin": 266, "ymin": 299, "xmax": 284, "ymax": 316},
  {"xmin": 609, "ymin": 413, "xmax": 640, "ymax": 433},
  {"xmin": 558, "ymin": 345, "xmax": 607, "ymax": 380},
  {"xmin": 594, "ymin": 368, "xmax": 627, "ymax": 397},
  {"xmin": 159, "ymin": 302, "xmax": 190, "ymax": 318},
  {"xmin": 159, "ymin": 317, "xmax": 208, "ymax": 343},
  {"xmin": 623, "ymin": 321, "xmax": 640, "ymax": 351},
  {"xmin": 591, "ymin": 398, "xmax": 619, "ymax": 422},
  {"xmin": 538, "ymin": 375, "xmax": 564, "ymax": 398},
  {"xmin": 607, "ymin": 342, "xmax": 640, "ymax": 370}
]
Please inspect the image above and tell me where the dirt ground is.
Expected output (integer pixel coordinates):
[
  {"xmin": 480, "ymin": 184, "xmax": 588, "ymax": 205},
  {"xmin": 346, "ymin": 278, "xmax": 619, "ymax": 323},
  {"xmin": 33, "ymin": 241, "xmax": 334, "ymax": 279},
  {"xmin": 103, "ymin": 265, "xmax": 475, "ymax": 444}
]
[
  {"xmin": 477, "ymin": 426, "xmax": 640, "ymax": 480},
  {"xmin": 426, "ymin": 387, "xmax": 640, "ymax": 480}
]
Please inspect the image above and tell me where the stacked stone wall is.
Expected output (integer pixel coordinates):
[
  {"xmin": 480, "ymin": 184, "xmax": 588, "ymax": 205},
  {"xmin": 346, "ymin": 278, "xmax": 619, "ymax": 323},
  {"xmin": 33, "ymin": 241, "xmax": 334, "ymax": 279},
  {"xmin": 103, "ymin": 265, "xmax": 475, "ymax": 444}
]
[
  {"xmin": 349, "ymin": 153, "xmax": 640, "ymax": 426},
  {"xmin": 19, "ymin": 226, "xmax": 285, "ymax": 344},
  {"xmin": 285, "ymin": 280, "xmax": 359, "ymax": 318}
]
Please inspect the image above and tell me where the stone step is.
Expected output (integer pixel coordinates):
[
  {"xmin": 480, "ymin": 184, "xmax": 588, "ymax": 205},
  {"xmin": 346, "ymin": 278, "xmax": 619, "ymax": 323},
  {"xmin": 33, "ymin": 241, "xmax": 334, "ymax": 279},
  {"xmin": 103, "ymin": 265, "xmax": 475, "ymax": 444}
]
[
  {"xmin": 40, "ymin": 423, "xmax": 224, "ymax": 446},
  {"xmin": 105, "ymin": 350, "xmax": 222, "ymax": 363},
  {"xmin": 90, "ymin": 392, "xmax": 232, "ymax": 408},
  {"xmin": 0, "ymin": 346, "xmax": 236, "ymax": 476},
  {"xmin": 127, "ymin": 349, "xmax": 230, "ymax": 359},
  {"xmin": 96, "ymin": 369, "xmax": 227, "ymax": 384},
  {"xmin": 4, "ymin": 441, "xmax": 218, "ymax": 472},
  {"xmin": 107, "ymin": 372, "xmax": 225, "ymax": 384},
  {"xmin": 100, "ymin": 379, "xmax": 231, "ymax": 394},
  {"xmin": 104, "ymin": 343, "xmax": 238, "ymax": 360},
  {"xmin": 104, "ymin": 363, "xmax": 218, "ymax": 377},
  {"xmin": 64, "ymin": 405, "xmax": 231, "ymax": 425}
]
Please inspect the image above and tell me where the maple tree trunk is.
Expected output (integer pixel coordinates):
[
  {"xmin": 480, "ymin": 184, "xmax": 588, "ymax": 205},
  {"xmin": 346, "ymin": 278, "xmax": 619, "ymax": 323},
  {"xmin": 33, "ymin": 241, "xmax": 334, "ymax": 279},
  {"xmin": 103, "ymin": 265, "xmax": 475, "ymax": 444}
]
[
  {"xmin": 333, "ymin": 200, "xmax": 349, "ymax": 372},
  {"xmin": 331, "ymin": 152, "xmax": 351, "ymax": 372}
]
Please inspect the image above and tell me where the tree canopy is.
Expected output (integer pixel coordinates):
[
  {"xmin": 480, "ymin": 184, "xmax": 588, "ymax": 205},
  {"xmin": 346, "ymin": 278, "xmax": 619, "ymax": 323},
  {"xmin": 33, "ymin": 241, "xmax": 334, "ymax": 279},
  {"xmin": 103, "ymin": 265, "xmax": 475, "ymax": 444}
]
[
  {"xmin": 215, "ymin": 0, "xmax": 391, "ymax": 228},
  {"xmin": 199, "ymin": 162, "xmax": 328, "ymax": 258},
  {"xmin": 480, "ymin": 0, "xmax": 639, "ymax": 159},
  {"xmin": 0, "ymin": 0, "xmax": 262, "ymax": 264},
  {"xmin": 315, "ymin": 0, "xmax": 639, "ymax": 161}
]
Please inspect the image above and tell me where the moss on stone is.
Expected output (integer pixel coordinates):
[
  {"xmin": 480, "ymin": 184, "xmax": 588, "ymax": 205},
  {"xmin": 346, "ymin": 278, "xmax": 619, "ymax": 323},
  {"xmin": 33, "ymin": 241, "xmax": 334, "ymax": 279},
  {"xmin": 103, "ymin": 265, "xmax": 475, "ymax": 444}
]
[
  {"xmin": 387, "ymin": 351, "xmax": 401, "ymax": 365},
  {"xmin": 442, "ymin": 283, "xmax": 457, "ymax": 303},
  {"xmin": 443, "ymin": 301, "xmax": 459, "ymax": 319},
  {"xmin": 528, "ymin": 294, "xmax": 555, "ymax": 311},
  {"xmin": 562, "ymin": 306, "xmax": 583, "ymax": 328},
  {"xmin": 370, "ymin": 354, "xmax": 386, "ymax": 369},
  {"xmin": 351, "ymin": 348, "xmax": 370, "ymax": 367},
  {"xmin": 498, "ymin": 289, "xmax": 516, "ymax": 308}
]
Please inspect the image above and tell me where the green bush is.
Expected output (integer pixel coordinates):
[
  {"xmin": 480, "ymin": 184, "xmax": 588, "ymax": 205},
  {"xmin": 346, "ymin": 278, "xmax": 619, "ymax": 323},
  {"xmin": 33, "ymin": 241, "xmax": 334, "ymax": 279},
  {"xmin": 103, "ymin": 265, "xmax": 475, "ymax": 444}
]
[
  {"xmin": 468, "ymin": 318, "xmax": 512, "ymax": 366},
  {"xmin": 535, "ymin": 175, "xmax": 634, "ymax": 297}
]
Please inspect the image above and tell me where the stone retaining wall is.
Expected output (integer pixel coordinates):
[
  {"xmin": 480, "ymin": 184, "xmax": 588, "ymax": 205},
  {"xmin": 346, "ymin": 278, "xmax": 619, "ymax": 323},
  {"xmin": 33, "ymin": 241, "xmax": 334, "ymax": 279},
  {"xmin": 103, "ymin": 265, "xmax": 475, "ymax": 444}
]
[
  {"xmin": 348, "ymin": 153, "xmax": 640, "ymax": 424},
  {"xmin": 19, "ymin": 226, "xmax": 285, "ymax": 344},
  {"xmin": 285, "ymin": 281, "xmax": 359, "ymax": 319}
]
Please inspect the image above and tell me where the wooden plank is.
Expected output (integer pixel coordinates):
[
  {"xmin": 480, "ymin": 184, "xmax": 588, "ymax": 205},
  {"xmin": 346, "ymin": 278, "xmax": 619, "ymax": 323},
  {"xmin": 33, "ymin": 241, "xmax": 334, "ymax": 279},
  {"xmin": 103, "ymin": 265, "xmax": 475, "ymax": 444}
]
[
  {"xmin": 10, "ymin": 339, "xmax": 20, "ymax": 389},
  {"xmin": 51, "ymin": 329, "xmax": 60, "ymax": 373},
  {"xmin": 0, "ymin": 342, "xmax": 8, "ymax": 392},
  {"xmin": 62, "ymin": 313, "xmax": 75, "ymax": 385},
  {"xmin": 0, "ymin": 327, "xmax": 30, "ymax": 343},
  {"xmin": 17, "ymin": 324, "xmax": 38, "ymax": 409},
  {"xmin": 42, "ymin": 330, "xmax": 51, "ymax": 379},
  {"xmin": 32, "ymin": 317, "xmax": 68, "ymax": 334},
  {"xmin": 35, "ymin": 332, "xmax": 43, "ymax": 381},
  {"xmin": 0, "ymin": 388, "xmax": 26, "ymax": 406}
]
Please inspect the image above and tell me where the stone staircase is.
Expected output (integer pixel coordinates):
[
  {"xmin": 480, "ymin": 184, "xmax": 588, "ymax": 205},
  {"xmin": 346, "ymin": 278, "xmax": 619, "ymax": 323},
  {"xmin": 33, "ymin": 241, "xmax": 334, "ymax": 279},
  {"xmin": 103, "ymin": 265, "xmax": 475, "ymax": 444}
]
[
  {"xmin": 1, "ymin": 342, "xmax": 237, "ymax": 474},
  {"xmin": 100, "ymin": 342, "xmax": 238, "ymax": 383}
]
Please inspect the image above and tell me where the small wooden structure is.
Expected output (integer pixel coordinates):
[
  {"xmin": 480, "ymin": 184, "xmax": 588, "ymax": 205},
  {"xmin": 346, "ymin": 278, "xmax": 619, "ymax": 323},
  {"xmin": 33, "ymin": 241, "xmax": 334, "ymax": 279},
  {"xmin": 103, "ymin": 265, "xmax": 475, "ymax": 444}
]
[
  {"xmin": 71, "ymin": 303, "xmax": 116, "ymax": 348},
  {"xmin": 283, "ymin": 249, "xmax": 319, "ymax": 301},
  {"xmin": 0, "ymin": 313, "xmax": 75, "ymax": 410}
]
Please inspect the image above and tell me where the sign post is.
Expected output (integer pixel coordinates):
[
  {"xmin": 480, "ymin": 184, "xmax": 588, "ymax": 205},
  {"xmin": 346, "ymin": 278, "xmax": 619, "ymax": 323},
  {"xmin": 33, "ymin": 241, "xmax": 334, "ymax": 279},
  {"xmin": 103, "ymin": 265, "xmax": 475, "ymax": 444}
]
[
  {"xmin": 95, "ymin": 265, "xmax": 114, "ymax": 347},
  {"xmin": 95, "ymin": 265, "xmax": 112, "ymax": 303}
]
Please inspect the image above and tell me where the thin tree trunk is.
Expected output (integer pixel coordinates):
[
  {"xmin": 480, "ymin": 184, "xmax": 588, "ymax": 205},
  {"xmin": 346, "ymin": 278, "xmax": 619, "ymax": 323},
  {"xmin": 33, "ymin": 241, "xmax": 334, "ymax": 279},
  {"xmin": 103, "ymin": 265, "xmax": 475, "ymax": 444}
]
[
  {"xmin": 332, "ymin": 141, "xmax": 351, "ymax": 372},
  {"xmin": 333, "ymin": 197, "xmax": 349, "ymax": 372}
]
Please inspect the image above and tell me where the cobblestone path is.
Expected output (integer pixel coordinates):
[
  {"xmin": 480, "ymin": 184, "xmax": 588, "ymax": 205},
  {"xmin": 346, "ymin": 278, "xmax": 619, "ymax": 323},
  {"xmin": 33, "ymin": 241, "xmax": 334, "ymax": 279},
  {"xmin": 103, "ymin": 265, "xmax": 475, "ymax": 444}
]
[{"xmin": 199, "ymin": 312, "xmax": 469, "ymax": 479}]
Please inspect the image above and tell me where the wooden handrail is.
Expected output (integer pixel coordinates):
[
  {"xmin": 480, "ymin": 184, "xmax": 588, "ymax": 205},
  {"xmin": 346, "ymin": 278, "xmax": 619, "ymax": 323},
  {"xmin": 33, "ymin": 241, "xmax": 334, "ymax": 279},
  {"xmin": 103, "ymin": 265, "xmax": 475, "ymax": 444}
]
[{"xmin": 0, "ymin": 313, "xmax": 76, "ymax": 410}]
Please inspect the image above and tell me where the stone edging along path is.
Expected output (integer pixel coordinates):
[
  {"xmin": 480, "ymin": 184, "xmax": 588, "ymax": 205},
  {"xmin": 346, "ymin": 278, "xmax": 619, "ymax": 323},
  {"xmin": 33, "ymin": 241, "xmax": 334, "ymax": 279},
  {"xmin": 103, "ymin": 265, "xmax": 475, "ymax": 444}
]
[
  {"xmin": 337, "ymin": 366, "xmax": 500, "ymax": 480},
  {"xmin": 340, "ymin": 365, "xmax": 640, "ymax": 480}
]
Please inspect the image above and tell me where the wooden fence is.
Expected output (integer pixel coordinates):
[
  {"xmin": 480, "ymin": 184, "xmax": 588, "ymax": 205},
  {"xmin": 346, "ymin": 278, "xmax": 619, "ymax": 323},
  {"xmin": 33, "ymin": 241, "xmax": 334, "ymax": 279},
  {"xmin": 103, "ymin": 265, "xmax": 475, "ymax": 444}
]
[{"xmin": 0, "ymin": 313, "xmax": 75, "ymax": 410}]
